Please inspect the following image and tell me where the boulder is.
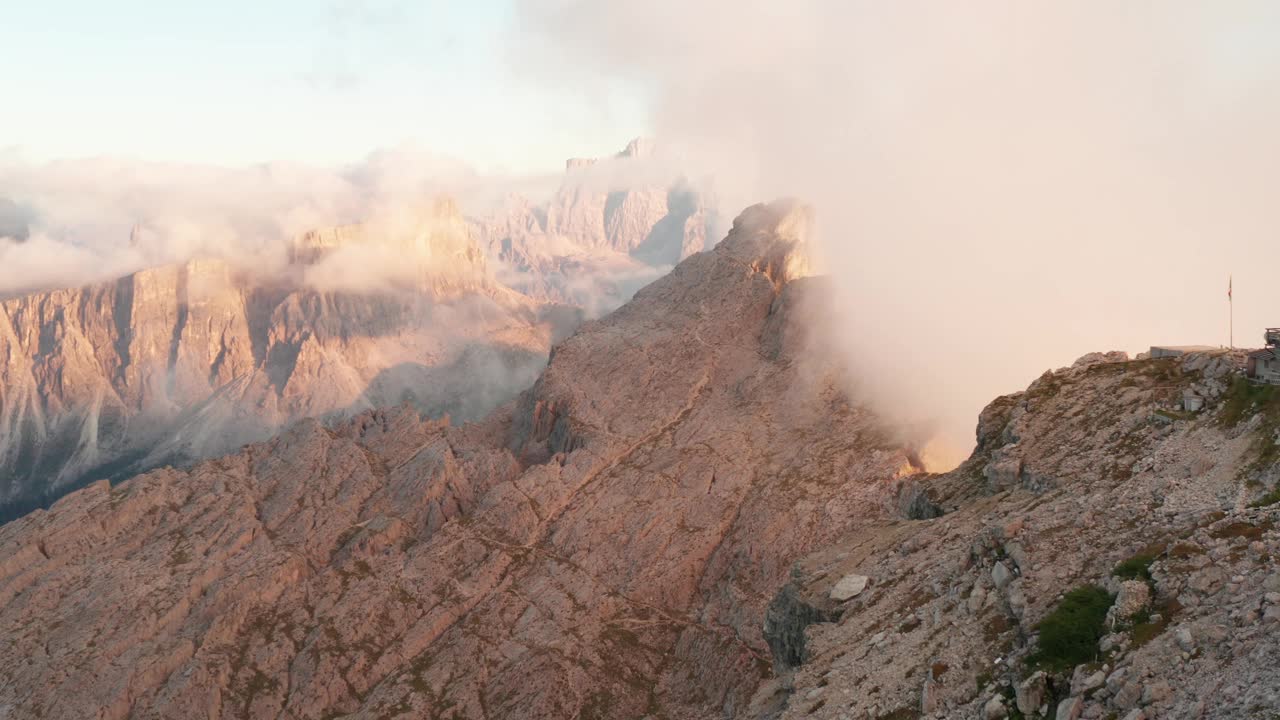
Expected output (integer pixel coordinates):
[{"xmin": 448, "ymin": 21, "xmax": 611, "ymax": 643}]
[
  {"xmin": 1056, "ymin": 695, "xmax": 1083, "ymax": 720},
  {"xmin": 829, "ymin": 574, "xmax": 870, "ymax": 601},
  {"xmin": 992, "ymin": 561, "xmax": 1014, "ymax": 590},
  {"xmin": 1108, "ymin": 580, "xmax": 1152, "ymax": 626},
  {"xmin": 921, "ymin": 679, "xmax": 940, "ymax": 714},
  {"xmin": 1263, "ymin": 573, "xmax": 1280, "ymax": 594},
  {"xmin": 1175, "ymin": 626, "xmax": 1196, "ymax": 651},
  {"xmin": 1073, "ymin": 351, "xmax": 1129, "ymax": 368},
  {"xmin": 1113, "ymin": 681, "xmax": 1143, "ymax": 709},
  {"xmin": 1016, "ymin": 671, "xmax": 1047, "ymax": 715},
  {"xmin": 984, "ymin": 694, "xmax": 1009, "ymax": 719}
]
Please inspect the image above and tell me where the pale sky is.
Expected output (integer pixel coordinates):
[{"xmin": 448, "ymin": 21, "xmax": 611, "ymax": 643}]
[{"xmin": 0, "ymin": 0, "xmax": 647, "ymax": 172}]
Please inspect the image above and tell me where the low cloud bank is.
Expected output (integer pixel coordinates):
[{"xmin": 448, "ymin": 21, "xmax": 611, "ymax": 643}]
[
  {"xmin": 0, "ymin": 145, "xmax": 690, "ymax": 306},
  {"xmin": 514, "ymin": 0, "xmax": 1280, "ymax": 458}
]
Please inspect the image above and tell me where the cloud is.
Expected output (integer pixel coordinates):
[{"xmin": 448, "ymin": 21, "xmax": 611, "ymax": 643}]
[
  {"xmin": 0, "ymin": 149, "xmax": 499, "ymax": 295},
  {"xmin": 0, "ymin": 139, "xmax": 696, "ymax": 318},
  {"xmin": 513, "ymin": 0, "xmax": 1280, "ymax": 457}
]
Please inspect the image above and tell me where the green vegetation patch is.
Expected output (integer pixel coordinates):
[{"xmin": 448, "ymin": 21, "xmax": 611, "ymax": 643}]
[
  {"xmin": 1116, "ymin": 543, "xmax": 1167, "ymax": 584},
  {"xmin": 1129, "ymin": 597, "xmax": 1182, "ymax": 650},
  {"xmin": 1029, "ymin": 585, "xmax": 1115, "ymax": 672},
  {"xmin": 1220, "ymin": 377, "xmax": 1278, "ymax": 427},
  {"xmin": 1249, "ymin": 486, "xmax": 1280, "ymax": 509},
  {"xmin": 1219, "ymin": 378, "xmax": 1280, "ymax": 471},
  {"xmin": 1210, "ymin": 520, "xmax": 1272, "ymax": 542}
]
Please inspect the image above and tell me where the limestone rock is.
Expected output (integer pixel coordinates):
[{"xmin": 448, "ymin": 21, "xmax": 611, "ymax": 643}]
[
  {"xmin": 984, "ymin": 694, "xmax": 1009, "ymax": 719},
  {"xmin": 1113, "ymin": 681, "xmax": 1143, "ymax": 709},
  {"xmin": 1016, "ymin": 671, "xmax": 1047, "ymax": 715},
  {"xmin": 829, "ymin": 574, "xmax": 869, "ymax": 601},
  {"xmin": 1056, "ymin": 695, "xmax": 1083, "ymax": 720},
  {"xmin": 750, "ymin": 344, "xmax": 1280, "ymax": 720},
  {"xmin": 470, "ymin": 139, "xmax": 713, "ymax": 306},
  {"xmin": 1108, "ymin": 580, "xmax": 1152, "ymax": 626},
  {"xmin": 1072, "ymin": 351, "xmax": 1130, "ymax": 368},
  {"xmin": 0, "ymin": 201, "xmax": 906, "ymax": 720},
  {"xmin": 1176, "ymin": 626, "xmax": 1196, "ymax": 651},
  {"xmin": 0, "ymin": 205, "xmax": 556, "ymax": 521},
  {"xmin": 992, "ymin": 561, "xmax": 1014, "ymax": 589}
]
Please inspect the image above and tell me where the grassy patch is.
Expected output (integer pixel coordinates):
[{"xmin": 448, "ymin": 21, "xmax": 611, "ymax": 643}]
[
  {"xmin": 1167, "ymin": 541, "xmax": 1205, "ymax": 559},
  {"xmin": 1113, "ymin": 552, "xmax": 1158, "ymax": 583},
  {"xmin": 1028, "ymin": 585, "xmax": 1115, "ymax": 672},
  {"xmin": 1220, "ymin": 377, "xmax": 1278, "ymax": 427},
  {"xmin": 1220, "ymin": 378, "xmax": 1280, "ymax": 470},
  {"xmin": 1249, "ymin": 486, "xmax": 1280, "ymax": 509},
  {"xmin": 1210, "ymin": 521, "xmax": 1269, "ymax": 542},
  {"xmin": 1129, "ymin": 597, "xmax": 1181, "ymax": 650}
]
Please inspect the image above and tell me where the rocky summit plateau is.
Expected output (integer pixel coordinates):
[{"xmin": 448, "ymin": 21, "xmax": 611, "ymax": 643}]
[{"xmin": 1, "ymin": 200, "xmax": 1279, "ymax": 720}]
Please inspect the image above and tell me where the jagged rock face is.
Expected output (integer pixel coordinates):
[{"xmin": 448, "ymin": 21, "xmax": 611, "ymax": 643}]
[
  {"xmin": 757, "ymin": 352, "xmax": 1280, "ymax": 720},
  {"xmin": 0, "ymin": 201, "xmax": 561, "ymax": 522},
  {"xmin": 0, "ymin": 200, "xmax": 917, "ymax": 720},
  {"xmin": 471, "ymin": 139, "xmax": 713, "ymax": 309}
]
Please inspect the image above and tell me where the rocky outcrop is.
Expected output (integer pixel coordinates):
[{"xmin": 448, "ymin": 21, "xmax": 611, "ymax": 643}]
[
  {"xmin": 9, "ymin": 195, "xmax": 1276, "ymax": 719},
  {"xmin": 0, "ymin": 200, "xmax": 916, "ymax": 719},
  {"xmin": 0, "ymin": 199, "xmax": 561, "ymax": 522},
  {"xmin": 753, "ymin": 350, "xmax": 1280, "ymax": 719},
  {"xmin": 471, "ymin": 139, "xmax": 713, "ymax": 309}
]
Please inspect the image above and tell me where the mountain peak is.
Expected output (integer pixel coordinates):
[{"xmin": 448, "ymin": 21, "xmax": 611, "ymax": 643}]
[
  {"xmin": 618, "ymin": 137, "xmax": 656, "ymax": 159},
  {"xmin": 719, "ymin": 198, "xmax": 814, "ymax": 288}
]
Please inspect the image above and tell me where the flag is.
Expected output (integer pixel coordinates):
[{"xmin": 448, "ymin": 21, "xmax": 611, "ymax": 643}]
[{"xmin": 1228, "ymin": 275, "xmax": 1232, "ymax": 300}]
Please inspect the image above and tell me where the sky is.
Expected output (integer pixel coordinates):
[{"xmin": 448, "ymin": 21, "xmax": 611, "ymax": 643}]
[{"xmin": 0, "ymin": 0, "xmax": 645, "ymax": 172}]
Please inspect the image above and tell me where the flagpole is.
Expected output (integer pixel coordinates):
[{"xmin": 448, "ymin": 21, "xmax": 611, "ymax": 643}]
[{"xmin": 1229, "ymin": 274, "xmax": 1234, "ymax": 349}]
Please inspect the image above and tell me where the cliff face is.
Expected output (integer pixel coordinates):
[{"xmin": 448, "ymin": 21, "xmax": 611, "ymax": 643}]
[
  {"xmin": 0, "ymin": 200, "xmax": 559, "ymax": 522},
  {"xmin": 4, "ymin": 198, "xmax": 1277, "ymax": 720},
  {"xmin": 471, "ymin": 139, "xmax": 712, "ymax": 310},
  {"xmin": 0, "ymin": 143, "xmax": 716, "ymax": 522},
  {"xmin": 0, "ymin": 201, "xmax": 921, "ymax": 720},
  {"xmin": 753, "ymin": 351, "xmax": 1280, "ymax": 720}
]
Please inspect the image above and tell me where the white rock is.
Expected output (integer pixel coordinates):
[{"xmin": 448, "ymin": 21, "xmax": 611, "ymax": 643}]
[
  {"xmin": 992, "ymin": 561, "xmax": 1014, "ymax": 590},
  {"xmin": 1108, "ymin": 580, "xmax": 1152, "ymax": 626},
  {"xmin": 1056, "ymin": 695, "xmax": 1083, "ymax": 720},
  {"xmin": 983, "ymin": 694, "xmax": 1009, "ymax": 719},
  {"xmin": 829, "ymin": 574, "xmax": 869, "ymax": 601},
  {"xmin": 968, "ymin": 587, "xmax": 987, "ymax": 613},
  {"xmin": 1175, "ymin": 626, "xmax": 1195, "ymax": 651},
  {"xmin": 1082, "ymin": 671, "xmax": 1106, "ymax": 692},
  {"xmin": 1016, "ymin": 671, "xmax": 1046, "ymax": 715}
]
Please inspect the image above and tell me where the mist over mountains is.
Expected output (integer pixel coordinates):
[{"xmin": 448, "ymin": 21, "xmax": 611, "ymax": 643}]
[
  {"xmin": 514, "ymin": 0, "xmax": 1280, "ymax": 454},
  {"xmin": 5, "ymin": 4, "xmax": 1280, "ymax": 719},
  {"xmin": 3, "ymin": 199, "xmax": 1279, "ymax": 719},
  {"xmin": 0, "ymin": 140, "xmax": 710, "ymax": 522}
]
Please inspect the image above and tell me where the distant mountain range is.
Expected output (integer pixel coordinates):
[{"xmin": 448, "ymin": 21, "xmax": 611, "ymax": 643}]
[{"xmin": 0, "ymin": 141, "xmax": 708, "ymax": 522}]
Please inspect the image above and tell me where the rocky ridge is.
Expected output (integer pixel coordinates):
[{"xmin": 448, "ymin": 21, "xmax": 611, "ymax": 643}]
[
  {"xmin": 470, "ymin": 138, "xmax": 711, "ymax": 310},
  {"xmin": 754, "ymin": 350, "xmax": 1280, "ymax": 720},
  {"xmin": 0, "ymin": 200, "xmax": 921, "ymax": 719},
  {"xmin": 1, "ymin": 145, "xmax": 711, "ymax": 522},
  {"xmin": 5, "ymin": 199, "xmax": 1277, "ymax": 719},
  {"xmin": 0, "ymin": 199, "xmax": 562, "ymax": 522}
]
